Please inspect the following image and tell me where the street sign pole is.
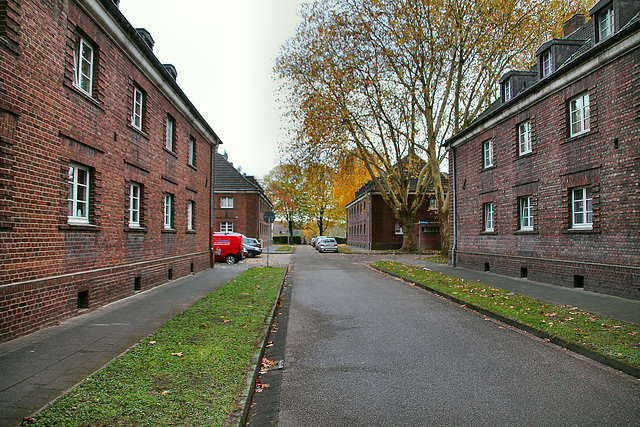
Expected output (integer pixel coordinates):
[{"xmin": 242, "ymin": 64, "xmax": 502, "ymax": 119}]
[{"xmin": 263, "ymin": 211, "xmax": 276, "ymax": 267}]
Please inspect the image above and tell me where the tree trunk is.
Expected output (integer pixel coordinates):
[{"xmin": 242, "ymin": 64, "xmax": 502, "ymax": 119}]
[{"xmin": 398, "ymin": 212, "xmax": 417, "ymax": 252}]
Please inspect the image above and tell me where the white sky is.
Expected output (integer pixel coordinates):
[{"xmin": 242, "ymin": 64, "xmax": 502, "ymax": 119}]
[{"xmin": 119, "ymin": 0, "xmax": 311, "ymax": 178}]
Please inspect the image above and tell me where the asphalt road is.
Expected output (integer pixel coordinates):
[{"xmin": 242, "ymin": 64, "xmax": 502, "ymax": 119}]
[{"xmin": 277, "ymin": 246, "xmax": 640, "ymax": 426}]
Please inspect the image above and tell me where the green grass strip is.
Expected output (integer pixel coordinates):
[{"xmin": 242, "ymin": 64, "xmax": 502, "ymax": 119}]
[
  {"xmin": 373, "ymin": 261, "xmax": 640, "ymax": 369},
  {"xmin": 276, "ymin": 245, "xmax": 293, "ymax": 252},
  {"xmin": 33, "ymin": 267, "xmax": 285, "ymax": 427}
]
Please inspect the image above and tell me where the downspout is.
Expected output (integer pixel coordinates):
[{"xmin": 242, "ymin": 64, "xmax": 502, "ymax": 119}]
[
  {"xmin": 451, "ymin": 146, "xmax": 457, "ymax": 267},
  {"xmin": 210, "ymin": 144, "xmax": 216, "ymax": 268}
]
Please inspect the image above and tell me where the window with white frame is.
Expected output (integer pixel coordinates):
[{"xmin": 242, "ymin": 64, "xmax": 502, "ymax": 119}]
[
  {"xmin": 503, "ymin": 79, "xmax": 511, "ymax": 102},
  {"xmin": 394, "ymin": 223, "xmax": 403, "ymax": 235},
  {"xmin": 220, "ymin": 196, "xmax": 234, "ymax": 209},
  {"xmin": 129, "ymin": 183, "xmax": 141, "ymax": 227},
  {"xmin": 163, "ymin": 193, "xmax": 173, "ymax": 229},
  {"xmin": 220, "ymin": 222, "xmax": 233, "ymax": 233},
  {"xmin": 187, "ymin": 200, "xmax": 194, "ymax": 230},
  {"xmin": 132, "ymin": 86, "xmax": 144, "ymax": 130},
  {"xmin": 518, "ymin": 121, "xmax": 531, "ymax": 155},
  {"xmin": 73, "ymin": 35, "xmax": 94, "ymax": 95},
  {"xmin": 188, "ymin": 136, "xmax": 195, "ymax": 166},
  {"xmin": 484, "ymin": 202, "xmax": 494, "ymax": 232},
  {"xmin": 569, "ymin": 93, "xmax": 590, "ymax": 137},
  {"xmin": 519, "ymin": 196, "xmax": 533, "ymax": 231},
  {"xmin": 599, "ymin": 5, "xmax": 614, "ymax": 41},
  {"xmin": 572, "ymin": 187, "xmax": 592, "ymax": 229},
  {"xmin": 541, "ymin": 50, "xmax": 552, "ymax": 78},
  {"xmin": 165, "ymin": 115, "xmax": 174, "ymax": 151},
  {"xmin": 483, "ymin": 140, "xmax": 493, "ymax": 168},
  {"xmin": 68, "ymin": 163, "xmax": 90, "ymax": 224}
]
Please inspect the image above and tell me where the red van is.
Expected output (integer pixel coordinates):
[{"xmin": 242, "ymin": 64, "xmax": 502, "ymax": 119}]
[{"xmin": 212, "ymin": 232, "xmax": 244, "ymax": 264}]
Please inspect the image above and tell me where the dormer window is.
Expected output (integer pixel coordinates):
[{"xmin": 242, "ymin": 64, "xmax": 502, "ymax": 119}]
[
  {"xmin": 541, "ymin": 50, "xmax": 552, "ymax": 78},
  {"xmin": 598, "ymin": 5, "xmax": 614, "ymax": 41},
  {"xmin": 502, "ymin": 80, "xmax": 511, "ymax": 102}
]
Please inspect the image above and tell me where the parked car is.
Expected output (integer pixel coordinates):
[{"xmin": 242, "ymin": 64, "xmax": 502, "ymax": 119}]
[
  {"xmin": 317, "ymin": 237, "xmax": 338, "ymax": 253},
  {"xmin": 243, "ymin": 237, "xmax": 262, "ymax": 258},
  {"xmin": 311, "ymin": 236, "xmax": 326, "ymax": 248},
  {"xmin": 212, "ymin": 232, "xmax": 244, "ymax": 264}
]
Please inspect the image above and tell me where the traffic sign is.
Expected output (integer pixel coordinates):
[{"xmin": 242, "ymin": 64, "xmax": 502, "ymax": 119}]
[{"xmin": 263, "ymin": 211, "xmax": 275, "ymax": 222}]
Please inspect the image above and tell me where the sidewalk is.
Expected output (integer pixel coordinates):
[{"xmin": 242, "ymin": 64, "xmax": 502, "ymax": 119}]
[
  {"xmin": 344, "ymin": 246, "xmax": 640, "ymax": 326},
  {"xmin": 0, "ymin": 264, "xmax": 250, "ymax": 427}
]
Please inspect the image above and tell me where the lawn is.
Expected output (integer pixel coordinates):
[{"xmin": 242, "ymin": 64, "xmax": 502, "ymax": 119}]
[
  {"xmin": 373, "ymin": 261, "xmax": 640, "ymax": 371},
  {"xmin": 32, "ymin": 267, "xmax": 286, "ymax": 427}
]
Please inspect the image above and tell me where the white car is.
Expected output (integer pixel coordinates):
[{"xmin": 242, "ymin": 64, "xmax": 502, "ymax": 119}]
[{"xmin": 317, "ymin": 237, "xmax": 338, "ymax": 253}]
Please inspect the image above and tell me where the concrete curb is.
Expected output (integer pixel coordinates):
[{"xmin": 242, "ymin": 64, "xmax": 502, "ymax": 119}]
[
  {"xmin": 370, "ymin": 265, "xmax": 640, "ymax": 379},
  {"xmin": 229, "ymin": 265, "xmax": 291, "ymax": 427}
]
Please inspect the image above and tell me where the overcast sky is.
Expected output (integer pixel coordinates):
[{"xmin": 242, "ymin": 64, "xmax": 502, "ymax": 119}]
[{"xmin": 119, "ymin": 0, "xmax": 310, "ymax": 178}]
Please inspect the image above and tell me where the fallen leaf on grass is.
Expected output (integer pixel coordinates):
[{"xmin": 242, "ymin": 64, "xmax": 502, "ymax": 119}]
[
  {"xmin": 149, "ymin": 341, "xmax": 156, "ymax": 345},
  {"xmin": 171, "ymin": 352, "xmax": 183, "ymax": 357}
]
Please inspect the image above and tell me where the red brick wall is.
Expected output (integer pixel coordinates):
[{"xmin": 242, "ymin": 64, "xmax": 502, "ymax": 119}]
[
  {"xmin": 347, "ymin": 193, "xmax": 441, "ymax": 250},
  {"xmin": 0, "ymin": 0, "xmax": 216, "ymax": 342},
  {"xmin": 450, "ymin": 48, "xmax": 640, "ymax": 300},
  {"xmin": 214, "ymin": 192, "xmax": 271, "ymax": 242}
]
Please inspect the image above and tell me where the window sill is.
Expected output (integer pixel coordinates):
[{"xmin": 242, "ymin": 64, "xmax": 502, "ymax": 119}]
[
  {"xmin": 562, "ymin": 228, "xmax": 599, "ymax": 235},
  {"xmin": 59, "ymin": 223, "xmax": 100, "ymax": 232},
  {"xmin": 188, "ymin": 163, "xmax": 197, "ymax": 171},
  {"xmin": 562, "ymin": 130, "xmax": 594, "ymax": 145},
  {"xmin": 64, "ymin": 82, "xmax": 104, "ymax": 110},
  {"xmin": 127, "ymin": 123, "xmax": 149, "ymax": 139},
  {"xmin": 186, "ymin": 230, "xmax": 196, "ymax": 234},
  {"xmin": 162, "ymin": 228, "xmax": 177, "ymax": 234},
  {"xmin": 480, "ymin": 165, "xmax": 496, "ymax": 172},
  {"xmin": 514, "ymin": 230, "xmax": 537, "ymax": 235},
  {"xmin": 481, "ymin": 231, "xmax": 497, "ymax": 235},
  {"xmin": 126, "ymin": 226, "xmax": 147, "ymax": 233},
  {"xmin": 164, "ymin": 147, "xmax": 178, "ymax": 158},
  {"xmin": 515, "ymin": 151, "xmax": 535, "ymax": 160}
]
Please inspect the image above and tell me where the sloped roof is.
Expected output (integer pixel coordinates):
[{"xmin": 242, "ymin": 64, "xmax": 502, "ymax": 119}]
[
  {"xmin": 214, "ymin": 152, "xmax": 265, "ymax": 194},
  {"xmin": 446, "ymin": 6, "xmax": 640, "ymax": 147}
]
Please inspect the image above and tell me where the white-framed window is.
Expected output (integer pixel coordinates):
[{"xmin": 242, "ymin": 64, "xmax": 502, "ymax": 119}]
[
  {"xmin": 220, "ymin": 196, "xmax": 234, "ymax": 209},
  {"xmin": 129, "ymin": 183, "xmax": 141, "ymax": 227},
  {"xmin": 187, "ymin": 200, "xmax": 194, "ymax": 230},
  {"xmin": 503, "ymin": 79, "xmax": 511, "ymax": 102},
  {"xmin": 484, "ymin": 202, "xmax": 494, "ymax": 232},
  {"xmin": 572, "ymin": 187, "xmax": 592, "ymax": 229},
  {"xmin": 188, "ymin": 136, "xmax": 195, "ymax": 166},
  {"xmin": 483, "ymin": 140, "xmax": 493, "ymax": 168},
  {"xmin": 519, "ymin": 196, "xmax": 533, "ymax": 231},
  {"xmin": 220, "ymin": 222, "xmax": 233, "ymax": 233},
  {"xmin": 132, "ymin": 86, "xmax": 144, "ymax": 130},
  {"xmin": 73, "ymin": 35, "xmax": 94, "ymax": 95},
  {"xmin": 518, "ymin": 121, "xmax": 531, "ymax": 155},
  {"xmin": 165, "ymin": 115, "xmax": 174, "ymax": 151},
  {"xmin": 541, "ymin": 50, "xmax": 552, "ymax": 78},
  {"xmin": 429, "ymin": 198, "xmax": 437, "ymax": 210},
  {"xmin": 163, "ymin": 193, "xmax": 173, "ymax": 229},
  {"xmin": 569, "ymin": 93, "xmax": 590, "ymax": 137},
  {"xmin": 599, "ymin": 5, "xmax": 614, "ymax": 41},
  {"xmin": 394, "ymin": 223, "xmax": 403, "ymax": 235},
  {"xmin": 68, "ymin": 163, "xmax": 90, "ymax": 224}
]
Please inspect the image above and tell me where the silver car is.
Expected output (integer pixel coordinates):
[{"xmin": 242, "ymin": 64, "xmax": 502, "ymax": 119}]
[{"xmin": 317, "ymin": 237, "xmax": 338, "ymax": 253}]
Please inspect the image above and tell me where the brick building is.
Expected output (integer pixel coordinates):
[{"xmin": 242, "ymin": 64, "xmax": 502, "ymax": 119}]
[
  {"xmin": 0, "ymin": 0, "xmax": 221, "ymax": 342},
  {"xmin": 346, "ymin": 179, "xmax": 443, "ymax": 251},
  {"xmin": 446, "ymin": 1, "xmax": 640, "ymax": 300},
  {"xmin": 214, "ymin": 152, "xmax": 272, "ymax": 243}
]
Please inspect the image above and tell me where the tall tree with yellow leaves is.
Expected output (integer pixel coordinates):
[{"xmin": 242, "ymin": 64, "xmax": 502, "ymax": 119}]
[{"xmin": 277, "ymin": 0, "xmax": 591, "ymax": 253}]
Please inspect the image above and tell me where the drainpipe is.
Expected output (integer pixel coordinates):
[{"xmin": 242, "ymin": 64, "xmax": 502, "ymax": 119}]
[
  {"xmin": 210, "ymin": 144, "xmax": 216, "ymax": 268},
  {"xmin": 451, "ymin": 147, "xmax": 457, "ymax": 267}
]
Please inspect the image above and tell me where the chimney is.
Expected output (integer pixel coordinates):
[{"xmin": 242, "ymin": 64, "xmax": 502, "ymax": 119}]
[
  {"xmin": 563, "ymin": 14, "xmax": 586, "ymax": 37},
  {"xmin": 163, "ymin": 64, "xmax": 178, "ymax": 81},
  {"xmin": 135, "ymin": 28, "xmax": 155, "ymax": 50}
]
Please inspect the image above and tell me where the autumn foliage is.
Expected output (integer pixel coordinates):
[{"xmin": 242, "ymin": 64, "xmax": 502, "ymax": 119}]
[{"xmin": 276, "ymin": 0, "xmax": 592, "ymax": 252}]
